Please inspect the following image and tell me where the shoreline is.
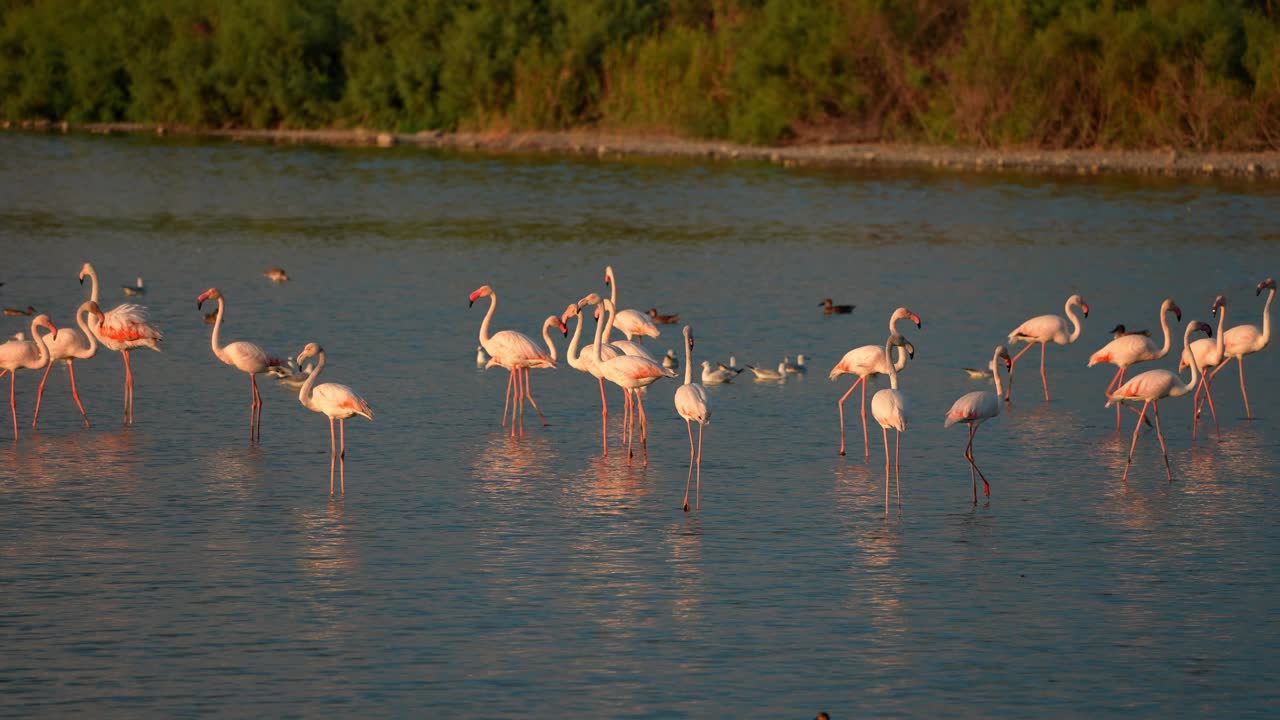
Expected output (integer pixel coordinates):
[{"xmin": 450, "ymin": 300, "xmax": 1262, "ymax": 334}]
[{"xmin": 9, "ymin": 120, "xmax": 1280, "ymax": 181}]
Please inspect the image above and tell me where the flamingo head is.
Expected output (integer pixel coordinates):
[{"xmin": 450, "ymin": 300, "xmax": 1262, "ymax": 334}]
[
  {"xmin": 1194, "ymin": 320, "xmax": 1213, "ymax": 338},
  {"xmin": 546, "ymin": 315, "xmax": 568, "ymax": 337},
  {"xmin": 1258, "ymin": 278, "xmax": 1276, "ymax": 296},
  {"xmin": 1069, "ymin": 294, "xmax": 1089, "ymax": 317},
  {"xmin": 196, "ymin": 287, "xmax": 221, "ymax": 309},
  {"xmin": 604, "ymin": 266, "xmax": 615, "ymax": 286},
  {"xmin": 468, "ymin": 285, "xmax": 493, "ymax": 307},
  {"xmin": 33, "ymin": 314, "xmax": 58, "ymax": 341},
  {"xmin": 296, "ymin": 342, "xmax": 322, "ymax": 366},
  {"xmin": 1211, "ymin": 294, "xmax": 1226, "ymax": 316},
  {"xmin": 78, "ymin": 262, "xmax": 94, "ymax": 285},
  {"xmin": 1164, "ymin": 299, "xmax": 1182, "ymax": 321},
  {"xmin": 683, "ymin": 325, "xmax": 694, "ymax": 349},
  {"xmin": 560, "ymin": 303, "xmax": 580, "ymax": 323},
  {"xmin": 893, "ymin": 307, "xmax": 922, "ymax": 329},
  {"xmin": 996, "ymin": 345, "xmax": 1012, "ymax": 370},
  {"xmin": 80, "ymin": 300, "xmax": 105, "ymax": 325}
]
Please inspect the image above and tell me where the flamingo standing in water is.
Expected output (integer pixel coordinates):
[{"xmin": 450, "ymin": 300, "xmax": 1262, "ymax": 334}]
[
  {"xmin": 1006, "ymin": 294, "xmax": 1088, "ymax": 403},
  {"xmin": 197, "ymin": 287, "xmax": 284, "ymax": 443},
  {"xmin": 1181, "ymin": 295, "xmax": 1227, "ymax": 441},
  {"xmin": 563, "ymin": 298, "xmax": 625, "ymax": 455},
  {"xmin": 871, "ymin": 333, "xmax": 910, "ymax": 514},
  {"xmin": 945, "ymin": 345, "xmax": 1012, "ymax": 504},
  {"xmin": 589, "ymin": 297, "xmax": 676, "ymax": 463},
  {"xmin": 1087, "ymin": 298, "xmax": 1181, "ymax": 429},
  {"xmin": 295, "ymin": 342, "xmax": 373, "ymax": 496},
  {"xmin": 79, "ymin": 263, "xmax": 162, "ymax": 424},
  {"xmin": 1208, "ymin": 277, "xmax": 1274, "ymax": 420},
  {"xmin": 829, "ymin": 307, "xmax": 921, "ymax": 458},
  {"xmin": 0, "ymin": 314, "xmax": 58, "ymax": 440},
  {"xmin": 674, "ymin": 325, "xmax": 711, "ymax": 512},
  {"xmin": 33, "ymin": 300, "xmax": 105, "ymax": 429},
  {"xmin": 604, "ymin": 265, "xmax": 660, "ymax": 342},
  {"xmin": 470, "ymin": 285, "xmax": 562, "ymax": 438},
  {"xmin": 485, "ymin": 314, "xmax": 567, "ymax": 434},
  {"xmin": 1107, "ymin": 321, "xmax": 1213, "ymax": 482}
]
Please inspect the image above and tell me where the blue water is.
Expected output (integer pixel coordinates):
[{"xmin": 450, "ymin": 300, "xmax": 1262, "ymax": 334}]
[{"xmin": 1, "ymin": 132, "xmax": 1277, "ymax": 718}]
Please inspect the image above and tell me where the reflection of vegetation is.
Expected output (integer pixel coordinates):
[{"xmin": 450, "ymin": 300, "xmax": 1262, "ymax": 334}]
[{"xmin": 2, "ymin": 1, "xmax": 1278, "ymax": 149}]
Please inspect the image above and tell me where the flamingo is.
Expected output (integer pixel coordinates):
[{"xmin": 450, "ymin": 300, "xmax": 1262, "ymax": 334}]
[
  {"xmin": 945, "ymin": 345, "xmax": 1012, "ymax": 504},
  {"xmin": 604, "ymin": 265, "xmax": 660, "ymax": 342},
  {"xmin": 295, "ymin": 342, "xmax": 373, "ymax": 496},
  {"xmin": 1088, "ymin": 298, "xmax": 1181, "ymax": 430},
  {"xmin": 589, "ymin": 297, "xmax": 676, "ymax": 463},
  {"xmin": 871, "ymin": 334, "xmax": 911, "ymax": 514},
  {"xmin": 197, "ymin": 287, "xmax": 284, "ymax": 443},
  {"xmin": 469, "ymin": 285, "xmax": 561, "ymax": 438},
  {"xmin": 1208, "ymin": 277, "xmax": 1274, "ymax": 420},
  {"xmin": 0, "ymin": 314, "xmax": 58, "ymax": 439},
  {"xmin": 675, "ymin": 326, "xmax": 711, "ymax": 511},
  {"xmin": 584, "ymin": 292, "xmax": 655, "ymax": 443},
  {"xmin": 79, "ymin": 262, "xmax": 163, "ymax": 425},
  {"xmin": 563, "ymin": 299, "xmax": 626, "ymax": 456},
  {"xmin": 1107, "ymin": 321, "xmax": 1213, "ymax": 482},
  {"xmin": 1180, "ymin": 295, "xmax": 1227, "ymax": 441},
  {"xmin": 33, "ymin": 300, "xmax": 104, "ymax": 429},
  {"xmin": 1005, "ymin": 293, "xmax": 1088, "ymax": 403},
  {"xmin": 829, "ymin": 307, "xmax": 921, "ymax": 458},
  {"xmin": 486, "ymin": 314, "xmax": 567, "ymax": 434}
]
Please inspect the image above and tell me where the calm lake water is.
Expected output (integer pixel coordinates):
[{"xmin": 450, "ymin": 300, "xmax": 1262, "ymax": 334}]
[{"xmin": 1, "ymin": 132, "xmax": 1278, "ymax": 718}]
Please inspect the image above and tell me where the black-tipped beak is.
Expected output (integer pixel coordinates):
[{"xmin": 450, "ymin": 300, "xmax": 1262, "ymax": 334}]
[
  {"xmin": 197, "ymin": 299, "xmax": 204, "ymax": 310},
  {"xmin": 79, "ymin": 277, "xmax": 84, "ymax": 285},
  {"xmin": 915, "ymin": 320, "xmax": 922, "ymax": 329},
  {"xmin": 469, "ymin": 299, "xmax": 475, "ymax": 307},
  {"xmin": 1174, "ymin": 307, "xmax": 1182, "ymax": 321}
]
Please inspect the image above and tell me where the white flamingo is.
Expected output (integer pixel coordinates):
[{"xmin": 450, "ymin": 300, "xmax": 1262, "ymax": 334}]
[
  {"xmin": 1087, "ymin": 298, "xmax": 1181, "ymax": 429},
  {"xmin": 1208, "ymin": 277, "xmax": 1274, "ymax": 420},
  {"xmin": 469, "ymin": 285, "xmax": 560, "ymax": 438},
  {"xmin": 79, "ymin": 262, "xmax": 162, "ymax": 425},
  {"xmin": 33, "ymin": 300, "xmax": 104, "ymax": 429},
  {"xmin": 1107, "ymin": 321, "xmax": 1213, "ymax": 482},
  {"xmin": 198, "ymin": 287, "xmax": 284, "ymax": 443},
  {"xmin": 0, "ymin": 314, "xmax": 58, "ymax": 440},
  {"xmin": 485, "ymin": 314, "xmax": 567, "ymax": 433},
  {"xmin": 604, "ymin": 265, "xmax": 660, "ymax": 342},
  {"xmin": 829, "ymin": 307, "xmax": 921, "ymax": 458},
  {"xmin": 563, "ymin": 299, "xmax": 626, "ymax": 456},
  {"xmin": 590, "ymin": 297, "xmax": 676, "ymax": 464},
  {"xmin": 945, "ymin": 345, "xmax": 1012, "ymax": 504},
  {"xmin": 674, "ymin": 326, "xmax": 711, "ymax": 512},
  {"xmin": 296, "ymin": 342, "xmax": 374, "ymax": 496},
  {"xmin": 1180, "ymin": 295, "xmax": 1227, "ymax": 441},
  {"xmin": 871, "ymin": 334, "xmax": 910, "ymax": 514},
  {"xmin": 1005, "ymin": 293, "xmax": 1088, "ymax": 403}
]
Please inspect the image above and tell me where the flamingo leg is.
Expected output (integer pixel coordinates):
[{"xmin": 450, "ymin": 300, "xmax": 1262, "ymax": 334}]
[
  {"xmin": 625, "ymin": 390, "xmax": 635, "ymax": 462},
  {"xmin": 1237, "ymin": 355, "xmax": 1252, "ymax": 420},
  {"xmin": 1106, "ymin": 366, "xmax": 1126, "ymax": 431},
  {"xmin": 32, "ymin": 359, "xmax": 56, "ymax": 430},
  {"xmin": 1005, "ymin": 342, "xmax": 1037, "ymax": 400},
  {"xmin": 598, "ymin": 377, "xmax": 608, "ymax": 456},
  {"xmin": 250, "ymin": 373, "xmax": 263, "ymax": 443},
  {"xmin": 121, "ymin": 350, "xmax": 133, "ymax": 425},
  {"xmin": 1152, "ymin": 400, "xmax": 1171, "ymax": 482},
  {"xmin": 329, "ymin": 416, "xmax": 337, "ymax": 496},
  {"xmin": 836, "ymin": 377, "xmax": 863, "ymax": 456},
  {"xmin": 965, "ymin": 424, "xmax": 977, "ymax": 504},
  {"xmin": 894, "ymin": 429, "xmax": 902, "ymax": 509},
  {"xmin": 522, "ymin": 367, "xmax": 547, "ymax": 427},
  {"xmin": 966, "ymin": 423, "xmax": 990, "ymax": 501},
  {"xmin": 339, "ymin": 417, "xmax": 346, "ymax": 496},
  {"xmin": 515, "ymin": 367, "xmax": 525, "ymax": 438},
  {"xmin": 501, "ymin": 368, "xmax": 513, "ymax": 427},
  {"xmin": 1122, "ymin": 401, "xmax": 1150, "ymax": 483},
  {"xmin": 635, "ymin": 390, "xmax": 649, "ymax": 466},
  {"xmin": 623, "ymin": 388, "xmax": 633, "ymax": 456},
  {"xmin": 683, "ymin": 418, "xmax": 694, "ymax": 512},
  {"xmin": 882, "ymin": 426, "xmax": 890, "ymax": 515},
  {"xmin": 860, "ymin": 380, "xmax": 869, "ymax": 460},
  {"xmin": 9, "ymin": 369, "xmax": 17, "ymax": 440},
  {"xmin": 1201, "ymin": 374, "xmax": 1220, "ymax": 440},
  {"xmin": 695, "ymin": 420, "xmax": 703, "ymax": 510},
  {"xmin": 1039, "ymin": 342, "xmax": 1050, "ymax": 402},
  {"xmin": 67, "ymin": 360, "xmax": 90, "ymax": 428}
]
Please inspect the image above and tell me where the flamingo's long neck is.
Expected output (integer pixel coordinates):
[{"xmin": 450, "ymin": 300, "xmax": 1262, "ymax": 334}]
[
  {"xmin": 541, "ymin": 317, "xmax": 558, "ymax": 363},
  {"xmin": 209, "ymin": 296, "xmax": 229, "ymax": 363},
  {"xmin": 1174, "ymin": 323, "xmax": 1201, "ymax": 397},
  {"xmin": 991, "ymin": 348, "xmax": 1005, "ymax": 398},
  {"xmin": 884, "ymin": 336, "xmax": 899, "ymax": 391},
  {"xmin": 1260, "ymin": 287, "xmax": 1274, "ymax": 349},
  {"xmin": 607, "ymin": 267, "xmax": 618, "ymax": 309},
  {"xmin": 591, "ymin": 299, "xmax": 608, "ymax": 366},
  {"xmin": 1155, "ymin": 303, "xmax": 1175, "ymax": 358},
  {"xmin": 1065, "ymin": 298, "xmax": 1085, "ymax": 343},
  {"xmin": 566, "ymin": 311, "xmax": 585, "ymax": 369},
  {"xmin": 1211, "ymin": 304, "xmax": 1227, "ymax": 363},
  {"xmin": 85, "ymin": 266, "xmax": 100, "ymax": 304},
  {"xmin": 298, "ymin": 350, "xmax": 326, "ymax": 411},
  {"xmin": 74, "ymin": 305, "xmax": 98, "ymax": 359},
  {"xmin": 888, "ymin": 314, "xmax": 909, "ymax": 371},
  {"xmin": 683, "ymin": 330, "xmax": 693, "ymax": 386},
  {"xmin": 29, "ymin": 318, "xmax": 53, "ymax": 369}
]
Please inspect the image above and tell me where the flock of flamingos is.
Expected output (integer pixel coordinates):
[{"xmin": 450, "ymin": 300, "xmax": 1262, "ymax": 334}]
[{"xmin": 0, "ymin": 261, "xmax": 1274, "ymax": 511}]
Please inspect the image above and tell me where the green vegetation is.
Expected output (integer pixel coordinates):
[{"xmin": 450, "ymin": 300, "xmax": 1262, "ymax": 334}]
[{"xmin": 3, "ymin": 0, "xmax": 1279, "ymax": 149}]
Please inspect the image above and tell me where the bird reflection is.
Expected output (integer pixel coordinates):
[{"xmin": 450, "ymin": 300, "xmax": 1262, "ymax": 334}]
[
  {"xmin": 3, "ymin": 427, "xmax": 139, "ymax": 491},
  {"xmin": 471, "ymin": 432, "xmax": 562, "ymax": 497},
  {"xmin": 295, "ymin": 500, "xmax": 356, "ymax": 641},
  {"xmin": 564, "ymin": 452, "xmax": 654, "ymax": 513},
  {"xmin": 667, "ymin": 516, "xmax": 705, "ymax": 636}
]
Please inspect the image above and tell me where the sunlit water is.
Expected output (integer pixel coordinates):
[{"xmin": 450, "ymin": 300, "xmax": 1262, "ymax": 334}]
[{"xmin": 1, "ymin": 133, "xmax": 1278, "ymax": 718}]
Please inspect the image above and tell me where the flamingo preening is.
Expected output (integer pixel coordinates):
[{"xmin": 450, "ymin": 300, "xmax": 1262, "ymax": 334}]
[
  {"xmin": 33, "ymin": 300, "xmax": 105, "ymax": 429},
  {"xmin": 674, "ymin": 325, "xmax": 711, "ymax": 512},
  {"xmin": 79, "ymin": 262, "xmax": 163, "ymax": 425},
  {"xmin": 197, "ymin": 287, "xmax": 284, "ymax": 443},
  {"xmin": 1208, "ymin": 277, "xmax": 1274, "ymax": 420},
  {"xmin": 871, "ymin": 333, "xmax": 910, "ymax": 514},
  {"xmin": 296, "ymin": 342, "xmax": 373, "ymax": 496},
  {"xmin": 830, "ymin": 307, "xmax": 921, "ymax": 458},
  {"xmin": 945, "ymin": 345, "xmax": 1012, "ymax": 504},
  {"xmin": 0, "ymin": 314, "xmax": 58, "ymax": 440},
  {"xmin": 1088, "ymin": 298, "xmax": 1181, "ymax": 430},
  {"xmin": 1107, "ymin": 321, "xmax": 1214, "ymax": 482},
  {"xmin": 1006, "ymin": 294, "xmax": 1088, "ymax": 403},
  {"xmin": 1181, "ymin": 295, "xmax": 1227, "ymax": 442}
]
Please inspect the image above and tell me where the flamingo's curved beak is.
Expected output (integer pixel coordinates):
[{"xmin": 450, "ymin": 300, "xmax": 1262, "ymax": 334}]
[
  {"xmin": 910, "ymin": 313, "xmax": 922, "ymax": 329},
  {"xmin": 1082, "ymin": 303, "xmax": 1090, "ymax": 318},
  {"xmin": 1171, "ymin": 304, "xmax": 1182, "ymax": 322}
]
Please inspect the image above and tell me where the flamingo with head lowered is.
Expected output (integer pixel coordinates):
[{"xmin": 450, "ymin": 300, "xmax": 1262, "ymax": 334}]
[
  {"xmin": 1180, "ymin": 295, "xmax": 1227, "ymax": 442},
  {"xmin": 33, "ymin": 300, "xmax": 105, "ymax": 429},
  {"xmin": 1006, "ymin": 293, "xmax": 1088, "ymax": 403},
  {"xmin": 1208, "ymin": 277, "xmax": 1274, "ymax": 420},
  {"xmin": 604, "ymin": 265, "xmax": 660, "ymax": 342},
  {"xmin": 829, "ymin": 307, "xmax": 921, "ymax": 458},
  {"xmin": 0, "ymin": 314, "xmax": 58, "ymax": 440},
  {"xmin": 945, "ymin": 345, "xmax": 1012, "ymax": 504},
  {"xmin": 198, "ymin": 287, "xmax": 284, "ymax": 443},
  {"xmin": 79, "ymin": 262, "xmax": 163, "ymax": 425},
  {"xmin": 1088, "ymin": 298, "xmax": 1181, "ymax": 430},
  {"xmin": 295, "ymin": 342, "xmax": 373, "ymax": 497}
]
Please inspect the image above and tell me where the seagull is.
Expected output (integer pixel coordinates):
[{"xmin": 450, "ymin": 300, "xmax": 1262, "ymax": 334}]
[
  {"xmin": 961, "ymin": 366, "xmax": 994, "ymax": 379},
  {"xmin": 747, "ymin": 362, "xmax": 787, "ymax": 382},
  {"xmin": 476, "ymin": 345, "xmax": 489, "ymax": 368},
  {"xmin": 783, "ymin": 354, "xmax": 807, "ymax": 374},
  {"xmin": 122, "ymin": 277, "xmax": 145, "ymax": 296},
  {"xmin": 663, "ymin": 348, "xmax": 678, "ymax": 370},
  {"xmin": 701, "ymin": 360, "xmax": 738, "ymax": 384}
]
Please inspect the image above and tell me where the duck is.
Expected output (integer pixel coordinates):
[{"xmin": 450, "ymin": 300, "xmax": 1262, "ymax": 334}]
[
  {"xmin": 2, "ymin": 305, "xmax": 35, "ymax": 316},
  {"xmin": 701, "ymin": 360, "xmax": 738, "ymax": 384},
  {"xmin": 663, "ymin": 348, "xmax": 678, "ymax": 370},
  {"xmin": 122, "ymin": 277, "xmax": 145, "ymax": 296},
  {"xmin": 1110, "ymin": 323, "xmax": 1151, "ymax": 339},
  {"xmin": 264, "ymin": 267, "xmax": 289, "ymax": 283},
  {"xmin": 747, "ymin": 362, "xmax": 787, "ymax": 382},
  {"xmin": 647, "ymin": 307, "xmax": 680, "ymax": 324},
  {"xmin": 820, "ymin": 298, "xmax": 854, "ymax": 314},
  {"xmin": 783, "ymin": 354, "xmax": 807, "ymax": 374}
]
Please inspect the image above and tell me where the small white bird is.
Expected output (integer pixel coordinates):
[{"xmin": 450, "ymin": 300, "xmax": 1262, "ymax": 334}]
[
  {"xmin": 747, "ymin": 363, "xmax": 787, "ymax": 382},
  {"xmin": 267, "ymin": 357, "xmax": 314, "ymax": 388},
  {"xmin": 783, "ymin": 354, "xmax": 807, "ymax": 374},
  {"xmin": 122, "ymin": 277, "xmax": 145, "ymax": 296},
  {"xmin": 663, "ymin": 349, "xmax": 678, "ymax": 370},
  {"xmin": 476, "ymin": 345, "xmax": 489, "ymax": 368},
  {"xmin": 961, "ymin": 367, "xmax": 993, "ymax": 379},
  {"xmin": 701, "ymin": 360, "xmax": 737, "ymax": 384}
]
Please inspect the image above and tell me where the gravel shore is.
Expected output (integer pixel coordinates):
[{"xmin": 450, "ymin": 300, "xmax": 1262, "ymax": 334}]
[{"xmin": 10, "ymin": 120, "xmax": 1280, "ymax": 181}]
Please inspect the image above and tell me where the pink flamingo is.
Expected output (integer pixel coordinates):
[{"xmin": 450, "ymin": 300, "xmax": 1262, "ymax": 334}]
[
  {"xmin": 1180, "ymin": 295, "xmax": 1227, "ymax": 441},
  {"xmin": 674, "ymin": 325, "xmax": 711, "ymax": 512},
  {"xmin": 1107, "ymin": 321, "xmax": 1213, "ymax": 482},
  {"xmin": 295, "ymin": 342, "xmax": 374, "ymax": 496},
  {"xmin": 197, "ymin": 287, "xmax": 284, "ymax": 443},
  {"xmin": 604, "ymin": 265, "xmax": 660, "ymax": 342},
  {"xmin": 563, "ymin": 298, "xmax": 626, "ymax": 455},
  {"xmin": 586, "ymin": 292, "xmax": 654, "ymax": 443},
  {"xmin": 945, "ymin": 345, "xmax": 1012, "ymax": 504},
  {"xmin": 33, "ymin": 300, "xmax": 105, "ymax": 429},
  {"xmin": 79, "ymin": 262, "xmax": 162, "ymax": 425},
  {"xmin": 1006, "ymin": 294, "xmax": 1088, "ymax": 403},
  {"xmin": 1088, "ymin": 298, "xmax": 1181, "ymax": 430},
  {"xmin": 590, "ymin": 297, "xmax": 676, "ymax": 464},
  {"xmin": 871, "ymin": 333, "xmax": 911, "ymax": 514},
  {"xmin": 829, "ymin": 307, "xmax": 921, "ymax": 458},
  {"xmin": 0, "ymin": 314, "xmax": 58, "ymax": 440},
  {"xmin": 1208, "ymin": 277, "xmax": 1274, "ymax": 420},
  {"xmin": 485, "ymin": 314, "xmax": 567, "ymax": 434},
  {"xmin": 470, "ymin": 285, "xmax": 562, "ymax": 438}
]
